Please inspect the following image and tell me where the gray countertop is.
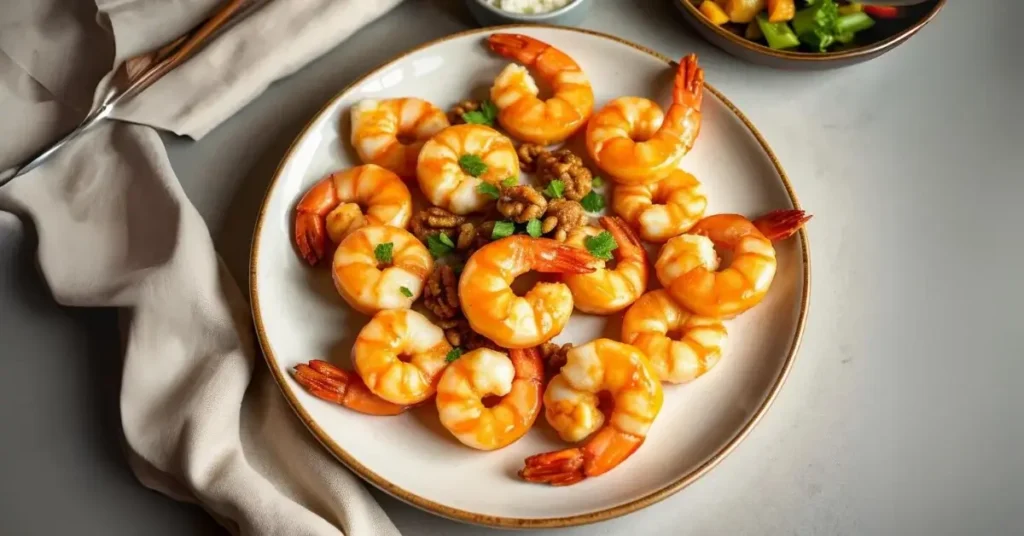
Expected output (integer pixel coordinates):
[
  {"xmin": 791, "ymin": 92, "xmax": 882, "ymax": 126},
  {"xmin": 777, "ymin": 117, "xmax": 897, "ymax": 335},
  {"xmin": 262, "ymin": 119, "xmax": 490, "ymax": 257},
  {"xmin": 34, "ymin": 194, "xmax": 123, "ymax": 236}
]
[{"xmin": 2, "ymin": 1, "xmax": 1022, "ymax": 534}]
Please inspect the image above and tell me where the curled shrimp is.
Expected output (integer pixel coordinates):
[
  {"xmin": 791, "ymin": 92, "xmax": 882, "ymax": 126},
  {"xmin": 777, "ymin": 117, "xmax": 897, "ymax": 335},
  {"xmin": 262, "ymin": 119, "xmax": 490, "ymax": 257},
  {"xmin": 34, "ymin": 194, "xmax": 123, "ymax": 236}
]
[
  {"xmin": 612, "ymin": 169, "xmax": 707, "ymax": 243},
  {"xmin": 353, "ymin": 309, "xmax": 452, "ymax": 406},
  {"xmin": 621, "ymin": 290, "xmax": 727, "ymax": 383},
  {"xmin": 292, "ymin": 360, "xmax": 408, "ymax": 416},
  {"xmin": 351, "ymin": 98, "xmax": 450, "ymax": 179},
  {"xmin": 458, "ymin": 236, "xmax": 599, "ymax": 349},
  {"xmin": 333, "ymin": 225, "xmax": 432, "ymax": 315},
  {"xmin": 417, "ymin": 124, "xmax": 519, "ymax": 215},
  {"xmin": 519, "ymin": 339, "xmax": 664, "ymax": 486},
  {"xmin": 655, "ymin": 210, "xmax": 811, "ymax": 318},
  {"xmin": 436, "ymin": 347, "xmax": 543, "ymax": 450},
  {"xmin": 586, "ymin": 54, "xmax": 704, "ymax": 185},
  {"xmin": 294, "ymin": 164, "xmax": 412, "ymax": 265},
  {"xmin": 487, "ymin": 33, "xmax": 595, "ymax": 145},
  {"xmin": 562, "ymin": 216, "xmax": 648, "ymax": 315}
]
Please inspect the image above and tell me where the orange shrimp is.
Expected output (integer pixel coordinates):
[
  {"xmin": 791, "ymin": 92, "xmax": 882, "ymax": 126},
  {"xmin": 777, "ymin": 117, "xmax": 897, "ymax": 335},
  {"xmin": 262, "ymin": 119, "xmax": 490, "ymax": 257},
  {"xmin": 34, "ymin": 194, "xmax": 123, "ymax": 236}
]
[
  {"xmin": 292, "ymin": 360, "xmax": 408, "ymax": 416},
  {"xmin": 562, "ymin": 216, "xmax": 649, "ymax": 315},
  {"xmin": 350, "ymin": 98, "xmax": 450, "ymax": 179}
]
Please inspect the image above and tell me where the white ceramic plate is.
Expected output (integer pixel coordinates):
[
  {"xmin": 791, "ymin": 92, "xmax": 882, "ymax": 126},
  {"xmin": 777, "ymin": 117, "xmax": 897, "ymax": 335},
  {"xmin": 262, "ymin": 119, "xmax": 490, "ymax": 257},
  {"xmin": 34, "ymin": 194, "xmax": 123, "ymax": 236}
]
[{"xmin": 251, "ymin": 25, "xmax": 810, "ymax": 528}]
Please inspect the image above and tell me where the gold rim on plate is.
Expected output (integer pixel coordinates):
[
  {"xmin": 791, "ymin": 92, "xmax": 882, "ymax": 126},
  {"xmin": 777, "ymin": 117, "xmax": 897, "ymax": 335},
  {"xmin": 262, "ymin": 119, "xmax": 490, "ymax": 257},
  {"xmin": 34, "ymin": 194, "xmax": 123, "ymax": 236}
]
[{"xmin": 249, "ymin": 24, "xmax": 812, "ymax": 529}]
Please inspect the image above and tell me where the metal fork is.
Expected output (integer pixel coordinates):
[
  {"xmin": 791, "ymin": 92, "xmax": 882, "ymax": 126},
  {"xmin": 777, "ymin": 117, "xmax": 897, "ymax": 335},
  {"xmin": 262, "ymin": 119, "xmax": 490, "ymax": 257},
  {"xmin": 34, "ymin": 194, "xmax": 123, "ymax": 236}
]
[{"xmin": 1, "ymin": 0, "xmax": 255, "ymax": 186}]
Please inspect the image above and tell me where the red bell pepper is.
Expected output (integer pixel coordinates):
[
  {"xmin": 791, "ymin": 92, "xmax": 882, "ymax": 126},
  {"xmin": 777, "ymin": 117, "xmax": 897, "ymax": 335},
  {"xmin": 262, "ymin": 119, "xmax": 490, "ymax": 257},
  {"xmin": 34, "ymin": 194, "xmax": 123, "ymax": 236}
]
[{"xmin": 863, "ymin": 5, "xmax": 902, "ymax": 18}]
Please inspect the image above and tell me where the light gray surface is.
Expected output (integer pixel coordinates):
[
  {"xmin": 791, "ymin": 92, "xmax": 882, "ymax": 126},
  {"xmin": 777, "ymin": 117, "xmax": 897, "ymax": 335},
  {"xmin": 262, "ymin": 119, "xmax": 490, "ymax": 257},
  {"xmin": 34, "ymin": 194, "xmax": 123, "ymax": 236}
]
[{"xmin": 1, "ymin": 0, "xmax": 1022, "ymax": 534}]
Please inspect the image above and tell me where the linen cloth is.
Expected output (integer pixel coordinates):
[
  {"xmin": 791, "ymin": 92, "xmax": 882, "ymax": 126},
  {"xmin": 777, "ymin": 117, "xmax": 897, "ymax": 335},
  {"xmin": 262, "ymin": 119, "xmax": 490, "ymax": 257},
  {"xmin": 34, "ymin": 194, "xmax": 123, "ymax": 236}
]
[{"xmin": 0, "ymin": 0, "xmax": 405, "ymax": 534}]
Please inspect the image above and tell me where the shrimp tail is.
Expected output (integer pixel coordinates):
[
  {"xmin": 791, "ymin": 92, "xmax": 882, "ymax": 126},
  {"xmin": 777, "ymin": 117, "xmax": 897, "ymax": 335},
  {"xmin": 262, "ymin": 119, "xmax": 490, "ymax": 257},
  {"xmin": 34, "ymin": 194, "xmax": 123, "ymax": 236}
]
[
  {"xmin": 519, "ymin": 427, "xmax": 645, "ymax": 486},
  {"xmin": 599, "ymin": 215, "xmax": 644, "ymax": 254},
  {"xmin": 509, "ymin": 346, "xmax": 544, "ymax": 384},
  {"xmin": 753, "ymin": 209, "xmax": 812, "ymax": 241},
  {"xmin": 487, "ymin": 33, "xmax": 548, "ymax": 65},
  {"xmin": 529, "ymin": 238, "xmax": 600, "ymax": 274},
  {"xmin": 519, "ymin": 448, "xmax": 587, "ymax": 486},
  {"xmin": 674, "ymin": 54, "xmax": 704, "ymax": 112},
  {"xmin": 294, "ymin": 176, "xmax": 340, "ymax": 265},
  {"xmin": 292, "ymin": 360, "xmax": 407, "ymax": 416}
]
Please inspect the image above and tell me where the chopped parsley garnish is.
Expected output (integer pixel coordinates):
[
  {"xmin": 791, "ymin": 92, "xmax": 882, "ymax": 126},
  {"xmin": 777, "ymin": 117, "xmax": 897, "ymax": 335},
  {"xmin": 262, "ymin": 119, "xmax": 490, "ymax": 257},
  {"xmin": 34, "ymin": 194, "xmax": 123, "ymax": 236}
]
[
  {"xmin": 543, "ymin": 179, "xmax": 565, "ymax": 199},
  {"xmin": 426, "ymin": 232, "xmax": 455, "ymax": 259},
  {"xmin": 459, "ymin": 154, "xmax": 488, "ymax": 177},
  {"xmin": 501, "ymin": 176, "xmax": 517, "ymax": 187},
  {"xmin": 445, "ymin": 347, "xmax": 464, "ymax": 363},
  {"xmin": 591, "ymin": 176, "xmax": 605, "ymax": 188},
  {"xmin": 584, "ymin": 231, "xmax": 618, "ymax": 261},
  {"xmin": 462, "ymin": 100, "xmax": 498, "ymax": 127},
  {"xmin": 580, "ymin": 190, "xmax": 605, "ymax": 213},
  {"xmin": 526, "ymin": 219, "xmax": 542, "ymax": 238},
  {"xmin": 491, "ymin": 220, "xmax": 516, "ymax": 239},
  {"xmin": 476, "ymin": 181, "xmax": 501, "ymax": 199},
  {"xmin": 400, "ymin": 286, "xmax": 413, "ymax": 298},
  {"xmin": 373, "ymin": 242, "xmax": 394, "ymax": 264}
]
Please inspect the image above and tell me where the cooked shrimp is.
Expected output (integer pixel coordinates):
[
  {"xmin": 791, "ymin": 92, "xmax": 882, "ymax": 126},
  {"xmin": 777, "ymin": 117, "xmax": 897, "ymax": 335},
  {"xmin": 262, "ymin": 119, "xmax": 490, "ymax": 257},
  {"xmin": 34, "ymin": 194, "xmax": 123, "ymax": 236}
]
[
  {"xmin": 621, "ymin": 290, "xmax": 727, "ymax": 383},
  {"xmin": 292, "ymin": 360, "xmax": 408, "ymax": 416},
  {"xmin": 294, "ymin": 165, "xmax": 412, "ymax": 265},
  {"xmin": 417, "ymin": 124, "xmax": 519, "ymax": 215},
  {"xmin": 436, "ymin": 347, "xmax": 543, "ymax": 450},
  {"xmin": 332, "ymin": 225, "xmax": 432, "ymax": 315},
  {"xmin": 586, "ymin": 54, "xmax": 704, "ymax": 185},
  {"xmin": 655, "ymin": 210, "xmax": 810, "ymax": 318},
  {"xmin": 352, "ymin": 309, "xmax": 451, "ymax": 405},
  {"xmin": 459, "ymin": 236, "xmax": 599, "ymax": 349},
  {"xmin": 351, "ymin": 98, "xmax": 450, "ymax": 179},
  {"xmin": 487, "ymin": 33, "xmax": 594, "ymax": 145},
  {"xmin": 612, "ymin": 169, "xmax": 707, "ymax": 243},
  {"xmin": 562, "ymin": 216, "xmax": 648, "ymax": 315},
  {"xmin": 519, "ymin": 339, "xmax": 663, "ymax": 486}
]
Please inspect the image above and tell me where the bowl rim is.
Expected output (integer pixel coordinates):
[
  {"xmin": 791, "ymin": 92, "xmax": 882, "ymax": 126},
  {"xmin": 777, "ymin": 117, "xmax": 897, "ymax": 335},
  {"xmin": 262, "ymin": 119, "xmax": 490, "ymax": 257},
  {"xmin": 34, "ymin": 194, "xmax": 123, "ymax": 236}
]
[
  {"xmin": 676, "ymin": 0, "xmax": 946, "ymax": 62},
  {"xmin": 249, "ymin": 23, "xmax": 811, "ymax": 529},
  {"xmin": 471, "ymin": 0, "xmax": 587, "ymax": 20}
]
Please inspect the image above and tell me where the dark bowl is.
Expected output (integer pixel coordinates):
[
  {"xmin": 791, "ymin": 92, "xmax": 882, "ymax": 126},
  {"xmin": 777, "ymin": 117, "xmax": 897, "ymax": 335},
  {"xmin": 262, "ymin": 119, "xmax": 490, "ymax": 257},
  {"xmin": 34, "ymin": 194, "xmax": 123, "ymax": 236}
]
[{"xmin": 674, "ymin": 0, "xmax": 946, "ymax": 69}]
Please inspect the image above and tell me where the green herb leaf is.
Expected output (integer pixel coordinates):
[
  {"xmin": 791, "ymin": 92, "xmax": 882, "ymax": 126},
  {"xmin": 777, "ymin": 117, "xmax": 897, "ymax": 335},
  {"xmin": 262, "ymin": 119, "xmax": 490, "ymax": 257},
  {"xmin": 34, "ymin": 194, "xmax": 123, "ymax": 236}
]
[
  {"xmin": 459, "ymin": 154, "xmax": 488, "ymax": 177},
  {"xmin": 526, "ymin": 219, "xmax": 542, "ymax": 238},
  {"xmin": 461, "ymin": 100, "xmax": 499, "ymax": 127},
  {"xmin": 591, "ymin": 176, "xmax": 604, "ymax": 188},
  {"xmin": 400, "ymin": 286, "xmax": 413, "ymax": 298},
  {"xmin": 427, "ymin": 233, "xmax": 455, "ymax": 259},
  {"xmin": 374, "ymin": 242, "xmax": 394, "ymax": 264},
  {"xmin": 476, "ymin": 181, "xmax": 501, "ymax": 199},
  {"xmin": 501, "ymin": 176, "xmax": 517, "ymax": 187},
  {"xmin": 491, "ymin": 220, "xmax": 516, "ymax": 240},
  {"xmin": 580, "ymin": 190, "xmax": 605, "ymax": 213},
  {"xmin": 543, "ymin": 180, "xmax": 565, "ymax": 199},
  {"xmin": 445, "ymin": 347, "xmax": 464, "ymax": 363},
  {"xmin": 584, "ymin": 231, "xmax": 618, "ymax": 261}
]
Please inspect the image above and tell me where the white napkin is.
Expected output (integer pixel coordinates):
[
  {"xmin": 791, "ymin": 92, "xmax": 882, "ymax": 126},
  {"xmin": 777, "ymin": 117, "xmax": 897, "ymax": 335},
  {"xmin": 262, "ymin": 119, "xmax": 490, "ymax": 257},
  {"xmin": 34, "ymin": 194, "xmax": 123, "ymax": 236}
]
[{"xmin": 0, "ymin": 1, "xmax": 405, "ymax": 535}]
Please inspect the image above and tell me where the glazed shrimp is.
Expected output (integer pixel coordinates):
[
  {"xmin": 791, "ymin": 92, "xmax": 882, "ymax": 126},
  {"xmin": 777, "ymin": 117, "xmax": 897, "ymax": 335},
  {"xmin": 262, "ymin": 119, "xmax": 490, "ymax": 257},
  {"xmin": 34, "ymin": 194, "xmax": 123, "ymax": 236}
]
[
  {"xmin": 459, "ymin": 236, "xmax": 599, "ymax": 349},
  {"xmin": 417, "ymin": 124, "xmax": 519, "ymax": 215},
  {"xmin": 353, "ymin": 309, "xmax": 452, "ymax": 405},
  {"xmin": 350, "ymin": 98, "xmax": 450, "ymax": 179},
  {"xmin": 563, "ymin": 216, "xmax": 648, "ymax": 315},
  {"xmin": 292, "ymin": 360, "xmax": 408, "ymax": 416},
  {"xmin": 655, "ymin": 210, "xmax": 810, "ymax": 318},
  {"xmin": 487, "ymin": 33, "xmax": 594, "ymax": 145},
  {"xmin": 519, "ymin": 339, "xmax": 664, "ymax": 486},
  {"xmin": 294, "ymin": 165, "xmax": 413, "ymax": 265},
  {"xmin": 436, "ymin": 347, "xmax": 543, "ymax": 450},
  {"xmin": 621, "ymin": 290, "xmax": 727, "ymax": 383},
  {"xmin": 586, "ymin": 54, "xmax": 704, "ymax": 185},
  {"xmin": 612, "ymin": 169, "xmax": 707, "ymax": 243},
  {"xmin": 333, "ymin": 225, "xmax": 432, "ymax": 315}
]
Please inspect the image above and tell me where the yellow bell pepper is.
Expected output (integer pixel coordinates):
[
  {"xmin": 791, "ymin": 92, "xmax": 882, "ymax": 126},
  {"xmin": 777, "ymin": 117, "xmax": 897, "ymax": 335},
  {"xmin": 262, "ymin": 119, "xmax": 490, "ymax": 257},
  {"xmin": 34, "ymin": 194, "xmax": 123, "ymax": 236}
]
[
  {"xmin": 766, "ymin": 0, "xmax": 795, "ymax": 22},
  {"xmin": 722, "ymin": 0, "xmax": 766, "ymax": 24},
  {"xmin": 698, "ymin": 0, "xmax": 730, "ymax": 26}
]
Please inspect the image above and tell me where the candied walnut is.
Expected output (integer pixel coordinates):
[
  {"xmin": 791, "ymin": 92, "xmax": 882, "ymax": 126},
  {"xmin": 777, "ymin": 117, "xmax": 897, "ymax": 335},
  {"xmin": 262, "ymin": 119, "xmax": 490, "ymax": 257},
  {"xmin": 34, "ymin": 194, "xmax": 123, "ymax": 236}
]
[
  {"xmin": 437, "ymin": 316, "xmax": 499, "ymax": 351},
  {"xmin": 540, "ymin": 342, "xmax": 573, "ymax": 378},
  {"xmin": 517, "ymin": 143, "xmax": 549, "ymax": 172},
  {"xmin": 537, "ymin": 149, "xmax": 593, "ymax": 201},
  {"xmin": 448, "ymin": 99, "xmax": 481, "ymax": 125},
  {"xmin": 455, "ymin": 222, "xmax": 477, "ymax": 251},
  {"xmin": 423, "ymin": 265, "xmax": 459, "ymax": 320},
  {"xmin": 541, "ymin": 199, "xmax": 586, "ymax": 242},
  {"xmin": 497, "ymin": 185, "xmax": 548, "ymax": 223},
  {"xmin": 459, "ymin": 220, "xmax": 496, "ymax": 254},
  {"xmin": 410, "ymin": 207, "xmax": 466, "ymax": 242}
]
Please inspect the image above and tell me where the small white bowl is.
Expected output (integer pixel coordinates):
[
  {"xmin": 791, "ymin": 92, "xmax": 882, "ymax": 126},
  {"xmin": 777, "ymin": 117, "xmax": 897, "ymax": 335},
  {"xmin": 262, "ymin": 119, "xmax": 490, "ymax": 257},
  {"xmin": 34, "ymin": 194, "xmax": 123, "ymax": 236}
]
[{"xmin": 466, "ymin": 0, "xmax": 590, "ymax": 27}]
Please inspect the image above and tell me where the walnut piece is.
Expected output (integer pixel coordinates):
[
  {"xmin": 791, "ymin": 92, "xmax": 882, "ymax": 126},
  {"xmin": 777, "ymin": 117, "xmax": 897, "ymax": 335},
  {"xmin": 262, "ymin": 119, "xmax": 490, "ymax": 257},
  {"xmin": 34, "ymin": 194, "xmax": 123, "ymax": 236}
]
[
  {"xmin": 448, "ymin": 100, "xmax": 481, "ymax": 125},
  {"xmin": 541, "ymin": 199, "xmax": 586, "ymax": 242},
  {"xmin": 537, "ymin": 149, "xmax": 593, "ymax": 201},
  {"xmin": 457, "ymin": 220, "xmax": 496, "ymax": 254},
  {"xmin": 410, "ymin": 207, "xmax": 466, "ymax": 243},
  {"xmin": 437, "ymin": 317, "xmax": 499, "ymax": 351},
  {"xmin": 540, "ymin": 342, "xmax": 573, "ymax": 378},
  {"xmin": 497, "ymin": 185, "xmax": 547, "ymax": 223},
  {"xmin": 517, "ymin": 143, "xmax": 549, "ymax": 172},
  {"xmin": 423, "ymin": 264, "xmax": 459, "ymax": 320}
]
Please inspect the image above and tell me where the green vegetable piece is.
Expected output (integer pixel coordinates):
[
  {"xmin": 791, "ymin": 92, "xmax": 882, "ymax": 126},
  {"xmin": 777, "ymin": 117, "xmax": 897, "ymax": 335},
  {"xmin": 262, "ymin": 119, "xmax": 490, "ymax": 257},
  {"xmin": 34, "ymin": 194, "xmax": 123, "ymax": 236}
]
[
  {"xmin": 374, "ymin": 242, "xmax": 394, "ymax": 264},
  {"xmin": 501, "ymin": 176, "xmax": 517, "ymax": 187},
  {"xmin": 543, "ymin": 180, "xmax": 565, "ymax": 199},
  {"xmin": 446, "ymin": 347, "xmax": 464, "ymax": 363},
  {"xmin": 836, "ymin": 12, "xmax": 874, "ymax": 35},
  {"xmin": 427, "ymin": 233, "xmax": 455, "ymax": 259},
  {"xmin": 491, "ymin": 220, "xmax": 516, "ymax": 239},
  {"xmin": 580, "ymin": 190, "xmax": 605, "ymax": 213},
  {"xmin": 584, "ymin": 231, "xmax": 618, "ymax": 261},
  {"xmin": 476, "ymin": 182, "xmax": 501, "ymax": 199},
  {"xmin": 792, "ymin": 0, "xmax": 838, "ymax": 51},
  {"xmin": 459, "ymin": 154, "xmax": 488, "ymax": 177},
  {"xmin": 400, "ymin": 286, "xmax": 413, "ymax": 298},
  {"xmin": 802, "ymin": 27, "xmax": 835, "ymax": 52},
  {"xmin": 526, "ymin": 219, "xmax": 542, "ymax": 238},
  {"xmin": 756, "ymin": 15, "xmax": 801, "ymax": 50},
  {"xmin": 591, "ymin": 176, "xmax": 604, "ymax": 188},
  {"xmin": 462, "ymin": 100, "xmax": 499, "ymax": 126}
]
